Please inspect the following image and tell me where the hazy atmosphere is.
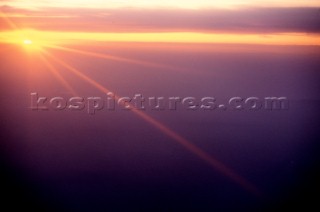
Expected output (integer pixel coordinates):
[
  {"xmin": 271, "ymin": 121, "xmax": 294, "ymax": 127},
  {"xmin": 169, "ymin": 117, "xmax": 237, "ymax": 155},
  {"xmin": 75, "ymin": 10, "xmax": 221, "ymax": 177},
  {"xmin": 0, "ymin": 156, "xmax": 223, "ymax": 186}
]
[{"xmin": 1, "ymin": 0, "xmax": 320, "ymax": 211}]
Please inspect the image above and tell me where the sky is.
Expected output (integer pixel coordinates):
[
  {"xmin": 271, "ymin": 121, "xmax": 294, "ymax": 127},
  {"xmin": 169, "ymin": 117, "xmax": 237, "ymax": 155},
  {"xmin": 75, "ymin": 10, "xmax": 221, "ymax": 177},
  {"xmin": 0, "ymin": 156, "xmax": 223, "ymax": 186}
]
[
  {"xmin": 1, "ymin": 0, "xmax": 320, "ymax": 211},
  {"xmin": 1, "ymin": 0, "xmax": 320, "ymax": 9},
  {"xmin": 1, "ymin": 0, "xmax": 320, "ymax": 45}
]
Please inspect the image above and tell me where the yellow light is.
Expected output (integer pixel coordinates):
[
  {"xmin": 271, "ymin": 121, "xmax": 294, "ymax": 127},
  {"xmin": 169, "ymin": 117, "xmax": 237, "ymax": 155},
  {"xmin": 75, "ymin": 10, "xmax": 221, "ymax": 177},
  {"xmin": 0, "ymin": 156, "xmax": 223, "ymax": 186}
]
[
  {"xmin": 23, "ymin": 39, "xmax": 32, "ymax": 45},
  {"xmin": 1, "ymin": 30, "xmax": 319, "ymax": 46},
  {"xmin": 21, "ymin": 38, "xmax": 42, "ymax": 53}
]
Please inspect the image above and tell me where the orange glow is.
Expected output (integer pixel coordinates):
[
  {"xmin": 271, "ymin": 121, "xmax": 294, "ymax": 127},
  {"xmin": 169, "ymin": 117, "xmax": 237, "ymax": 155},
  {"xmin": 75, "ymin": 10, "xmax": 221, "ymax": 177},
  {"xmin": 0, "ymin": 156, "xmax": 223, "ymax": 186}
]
[{"xmin": 1, "ymin": 30, "xmax": 319, "ymax": 46}]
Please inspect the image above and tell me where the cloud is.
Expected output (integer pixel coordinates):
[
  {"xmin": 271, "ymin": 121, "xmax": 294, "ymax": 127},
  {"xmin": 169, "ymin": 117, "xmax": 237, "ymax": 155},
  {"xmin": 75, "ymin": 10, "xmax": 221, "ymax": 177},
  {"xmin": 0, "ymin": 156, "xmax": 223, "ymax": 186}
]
[{"xmin": 1, "ymin": 6, "xmax": 320, "ymax": 33}]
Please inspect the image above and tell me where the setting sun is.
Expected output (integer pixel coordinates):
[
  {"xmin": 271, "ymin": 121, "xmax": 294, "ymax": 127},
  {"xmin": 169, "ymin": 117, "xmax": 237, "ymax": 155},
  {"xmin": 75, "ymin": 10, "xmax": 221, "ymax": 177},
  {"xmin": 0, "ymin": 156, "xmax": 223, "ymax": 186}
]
[{"xmin": 23, "ymin": 39, "xmax": 32, "ymax": 45}]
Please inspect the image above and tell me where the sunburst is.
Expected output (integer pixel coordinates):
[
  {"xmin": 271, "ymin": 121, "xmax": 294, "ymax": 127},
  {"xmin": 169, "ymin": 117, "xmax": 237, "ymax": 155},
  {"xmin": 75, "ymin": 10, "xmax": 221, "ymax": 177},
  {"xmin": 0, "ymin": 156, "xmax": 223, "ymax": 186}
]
[{"xmin": 0, "ymin": 10, "xmax": 261, "ymax": 197}]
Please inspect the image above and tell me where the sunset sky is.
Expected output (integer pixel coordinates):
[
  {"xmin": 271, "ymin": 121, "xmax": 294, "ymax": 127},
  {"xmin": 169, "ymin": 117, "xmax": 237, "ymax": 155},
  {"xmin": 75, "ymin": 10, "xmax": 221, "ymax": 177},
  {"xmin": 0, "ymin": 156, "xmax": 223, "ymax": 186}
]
[
  {"xmin": 2, "ymin": 0, "xmax": 320, "ymax": 8},
  {"xmin": 1, "ymin": 0, "xmax": 320, "ymax": 211},
  {"xmin": 1, "ymin": 0, "xmax": 320, "ymax": 45}
]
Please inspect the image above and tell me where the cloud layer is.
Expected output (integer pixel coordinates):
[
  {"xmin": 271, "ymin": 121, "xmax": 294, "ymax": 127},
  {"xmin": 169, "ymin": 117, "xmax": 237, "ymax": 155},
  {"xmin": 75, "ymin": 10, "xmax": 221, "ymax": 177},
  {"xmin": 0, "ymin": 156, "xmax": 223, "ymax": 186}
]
[{"xmin": 1, "ymin": 6, "xmax": 320, "ymax": 33}]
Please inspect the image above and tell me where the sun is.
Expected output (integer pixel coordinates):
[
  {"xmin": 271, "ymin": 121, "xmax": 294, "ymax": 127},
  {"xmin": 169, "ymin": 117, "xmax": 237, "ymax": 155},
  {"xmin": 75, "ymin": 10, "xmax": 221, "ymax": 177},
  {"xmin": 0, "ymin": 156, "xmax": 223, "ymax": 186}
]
[
  {"xmin": 23, "ymin": 39, "xmax": 33, "ymax": 45},
  {"xmin": 22, "ymin": 39, "xmax": 39, "ymax": 52},
  {"xmin": 21, "ymin": 39, "xmax": 43, "ymax": 52}
]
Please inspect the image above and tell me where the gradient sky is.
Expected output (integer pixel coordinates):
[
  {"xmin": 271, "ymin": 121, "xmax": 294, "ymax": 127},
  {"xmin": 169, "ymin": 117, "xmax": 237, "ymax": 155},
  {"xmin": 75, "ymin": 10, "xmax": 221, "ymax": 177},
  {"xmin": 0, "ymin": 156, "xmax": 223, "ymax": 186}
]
[
  {"xmin": 1, "ymin": 0, "xmax": 320, "ymax": 45},
  {"xmin": 1, "ymin": 1, "xmax": 320, "ymax": 211},
  {"xmin": 1, "ymin": 0, "xmax": 320, "ymax": 9}
]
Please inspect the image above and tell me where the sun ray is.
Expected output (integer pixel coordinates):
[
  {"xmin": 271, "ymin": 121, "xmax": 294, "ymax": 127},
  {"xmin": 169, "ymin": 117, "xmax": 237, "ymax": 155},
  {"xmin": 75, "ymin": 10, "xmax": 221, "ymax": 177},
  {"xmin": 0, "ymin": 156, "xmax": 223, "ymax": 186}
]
[
  {"xmin": 43, "ymin": 44, "xmax": 187, "ymax": 72},
  {"xmin": 39, "ymin": 53, "xmax": 78, "ymax": 96},
  {"xmin": 0, "ymin": 11, "xmax": 19, "ymax": 30},
  {"xmin": 42, "ymin": 49, "xmax": 262, "ymax": 196}
]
